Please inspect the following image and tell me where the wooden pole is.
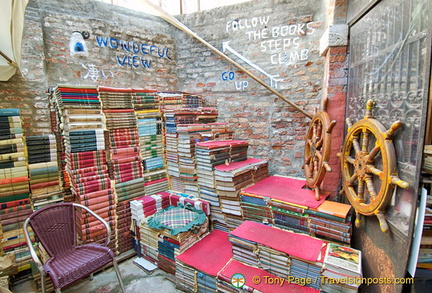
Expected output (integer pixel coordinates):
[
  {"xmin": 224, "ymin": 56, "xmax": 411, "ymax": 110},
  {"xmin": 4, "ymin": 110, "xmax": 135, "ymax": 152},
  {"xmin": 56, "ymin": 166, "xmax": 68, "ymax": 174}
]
[{"xmin": 142, "ymin": 0, "xmax": 312, "ymax": 119}]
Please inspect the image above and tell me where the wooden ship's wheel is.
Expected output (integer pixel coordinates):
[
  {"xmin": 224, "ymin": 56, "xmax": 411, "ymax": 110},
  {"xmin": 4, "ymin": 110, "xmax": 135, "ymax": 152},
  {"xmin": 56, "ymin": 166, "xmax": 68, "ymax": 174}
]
[
  {"xmin": 339, "ymin": 100, "xmax": 409, "ymax": 233},
  {"xmin": 303, "ymin": 98, "xmax": 337, "ymax": 200}
]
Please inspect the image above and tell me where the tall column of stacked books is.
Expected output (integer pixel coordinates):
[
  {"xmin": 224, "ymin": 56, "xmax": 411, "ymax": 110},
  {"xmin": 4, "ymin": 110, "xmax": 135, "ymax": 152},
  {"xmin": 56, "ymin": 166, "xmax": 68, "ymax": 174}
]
[
  {"xmin": 50, "ymin": 86, "xmax": 115, "ymax": 249},
  {"xmin": 135, "ymin": 90, "xmax": 168, "ymax": 195},
  {"xmin": 98, "ymin": 86, "xmax": 145, "ymax": 255},
  {"xmin": 48, "ymin": 89, "xmax": 73, "ymax": 203},
  {"xmin": 0, "ymin": 109, "xmax": 33, "ymax": 273},
  {"xmin": 26, "ymin": 135, "xmax": 62, "ymax": 210},
  {"xmin": 162, "ymin": 92, "xmax": 198, "ymax": 194},
  {"xmin": 195, "ymin": 140, "xmax": 250, "ymax": 232}
]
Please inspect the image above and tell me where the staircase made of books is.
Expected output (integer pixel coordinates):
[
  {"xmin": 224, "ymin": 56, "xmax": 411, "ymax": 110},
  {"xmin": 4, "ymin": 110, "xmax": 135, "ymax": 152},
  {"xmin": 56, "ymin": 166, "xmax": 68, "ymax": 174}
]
[{"xmin": 173, "ymin": 220, "xmax": 362, "ymax": 293}]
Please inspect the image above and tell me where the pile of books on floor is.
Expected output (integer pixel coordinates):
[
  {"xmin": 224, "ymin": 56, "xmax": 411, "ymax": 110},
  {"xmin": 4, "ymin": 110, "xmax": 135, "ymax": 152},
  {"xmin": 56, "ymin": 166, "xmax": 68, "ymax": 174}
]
[
  {"xmin": 0, "ymin": 109, "xmax": 32, "ymax": 272},
  {"xmin": 417, "ymin": 204, "xmax": 432, "ymax": 271}
]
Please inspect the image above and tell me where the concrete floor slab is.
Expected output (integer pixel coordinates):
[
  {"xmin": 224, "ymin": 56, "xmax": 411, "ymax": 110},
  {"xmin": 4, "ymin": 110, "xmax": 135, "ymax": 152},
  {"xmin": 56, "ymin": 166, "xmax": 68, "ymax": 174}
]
[{"xmin": 10, "ymin": 257, "xmax": 183, "ymax": 293}]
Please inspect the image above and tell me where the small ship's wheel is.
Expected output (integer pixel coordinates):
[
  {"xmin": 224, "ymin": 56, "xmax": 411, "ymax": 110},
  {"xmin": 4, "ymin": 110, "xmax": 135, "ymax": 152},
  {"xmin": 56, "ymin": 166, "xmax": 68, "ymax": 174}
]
[
  {"xmin": 339, "ymin": 100, "xmax": 409, "ymax": 232},
  {"xmin": 303, "ymin": 98, "xmax": 336, "ymax": 200}
]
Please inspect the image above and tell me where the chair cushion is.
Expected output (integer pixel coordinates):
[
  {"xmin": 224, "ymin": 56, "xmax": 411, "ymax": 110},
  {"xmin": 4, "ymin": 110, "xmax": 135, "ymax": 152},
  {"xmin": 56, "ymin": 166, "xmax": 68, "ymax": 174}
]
[{"xmin": 44, "ymin": 243, "xmax": 114, "ymax": 289}]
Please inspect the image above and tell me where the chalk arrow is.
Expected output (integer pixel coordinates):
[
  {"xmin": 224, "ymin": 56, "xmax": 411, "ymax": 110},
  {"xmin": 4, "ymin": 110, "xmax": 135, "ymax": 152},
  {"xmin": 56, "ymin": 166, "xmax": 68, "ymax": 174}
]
[{"xmin": 222, "ymin": 41, "xmax": 282, "ymax": 89}]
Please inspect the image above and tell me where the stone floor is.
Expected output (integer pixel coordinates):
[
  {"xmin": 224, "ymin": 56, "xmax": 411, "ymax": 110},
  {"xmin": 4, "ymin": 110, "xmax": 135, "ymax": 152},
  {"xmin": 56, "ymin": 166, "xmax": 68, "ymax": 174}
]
[{"xmin": 10, "ymin": 255, "xmax": 183, "ymax": 293}]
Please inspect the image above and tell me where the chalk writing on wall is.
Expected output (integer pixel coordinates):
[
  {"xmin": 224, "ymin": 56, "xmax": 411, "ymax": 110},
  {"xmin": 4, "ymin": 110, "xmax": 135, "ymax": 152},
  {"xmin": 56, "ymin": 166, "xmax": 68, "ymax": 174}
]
[
  {"xmin": 221, "ymin": 71, "xmax": 249, "ymax": 91},
  {"xmin": 223, "ymin": 15, "xmax": 318, "ymax": 89},
  {"xmin": 95, "ymin": 36, "xmax": 172, "ymax": 69},
  {"xmin": 222, "ymin": 41, "xmax": 282, "ymax": 89},
  {"xmin": 225, "ymin": 16, "xmax": 317, "ymax": 65},
  {"xmin": 82, "ymin": 63, "xmax": 114, "ymax": 81}
]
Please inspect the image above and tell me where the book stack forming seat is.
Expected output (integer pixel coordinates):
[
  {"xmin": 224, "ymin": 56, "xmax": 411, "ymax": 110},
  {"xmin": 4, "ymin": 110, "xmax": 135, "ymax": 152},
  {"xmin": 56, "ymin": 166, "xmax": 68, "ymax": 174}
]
[
  {"xmin": 0, "ymin": 108, "xmax": 32, "ymax": 273},
  {"xmin": 99, "ymin": 86, "xmax": 145, "ymax": 254},
  {"xmin": 51, "ymin": 85, "xmax": 116, "ymax": 250},
  {"xmin": 130, "ymin": 192, "xmax": 171, "ymax": 257},
  {"xmin": 134, "ymin": 191, "xmax": 210, "ymax": 274},
  {"xmin": 151, "ymin": 201, "xmax": 209, "ymax": 275},
  {"xmin": 214, "ymin": 158, "xmax": 269, "ymax": 231},
  {"xmin": 26, "ymin": 135, "xmax": 63, "ymax": 210},
  {"xmin": 195, "ymin": 140, "xmax": 249, "ymax": 231}
]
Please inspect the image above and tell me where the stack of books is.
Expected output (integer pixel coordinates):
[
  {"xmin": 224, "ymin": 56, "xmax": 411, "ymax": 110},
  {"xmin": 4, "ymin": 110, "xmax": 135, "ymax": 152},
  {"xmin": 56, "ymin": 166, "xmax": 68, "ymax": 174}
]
[
  {"xmin": 139, "ymin": 218, "xmax": 160, "ymax": 263},
  {"xmin": 177, "ymin": 124, "xmax": 211, "ymax": 196},
  {"xmin": 240, "ymin": 193, "xmax": 273, "ymax": 224},
  {"xmin": 0, "ymin": 108, "xmax": 32, "ymax": 272},
  {"xmin": 269, "ymin": 199, "xmax": 310, "ymax": 235},
  {"xmin": 418, "ymin": 206, "xmax": 432, "ymax": 271},
  {"xmin": 136, "ymin": 108, "xmax": 168, "ymax": 195},
  {"xmin": 26, "ymin": 135, "xmax": 62, "ymax": 209},
  {"xmin": 51, "ymin": 85, "xmax": 116, "ymax": 250},
  {"xmin": 321, "ymin": 243, "xmax": 362, "ymax": 293},
  {"xmin": 51, "ymin": 85, "xmax": 100, "ymax": 109},
  {"xmin": 258, "ymin": 244, "xmax": 290, "ymax": 278},
  {"xmin": 132, "ymin": 89, "xmax": 159, "ymax": 111},
  {"xmin": 195, "ymin": 140, "xmax": 248, "ymax": 228},
  {"xmin": 176, "ymin": 230, "xmax": 232, "ymax": 293},
  {"xmin": 228, "ymin": 232, "xmax": 260, "ymax": 267},
  {"xmin": 423, "ymin": 145, "xmax": 432, "ymax": 174},
  {"xmin": 306, "ymin": 200, "xmax": 352, "ymax": 244},
  {"xmin": 230, "ymin": 221, "xmax": 327, "ymax": 291},
  {"xmin": 158, "ymin": 92, "xmax": 185, "ymax": 112},
  {"xmin": 215, "ymin": 158, "xmax": 269, "ymax": 231},
  {"xmin": 175, "ymin": 261, "xmax": 196, "ymax": 292},
  {"xmin": 182, "ymin": 93, "xmax": 203, "ymax": 109},
  {"xmin": 99, "ymin": 86, "xmax": 143, "ymax": 254}
]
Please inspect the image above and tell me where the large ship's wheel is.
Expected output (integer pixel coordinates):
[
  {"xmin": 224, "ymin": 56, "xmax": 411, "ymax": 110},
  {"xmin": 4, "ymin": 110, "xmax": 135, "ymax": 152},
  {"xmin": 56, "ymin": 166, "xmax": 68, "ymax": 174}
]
[
  {"xmin": 339, "ymin": 100, "xmax": 409, "ymax": 233},
  {"xmin": 303, "ymin": 98, "xmax": 336, "ymax": 200}
]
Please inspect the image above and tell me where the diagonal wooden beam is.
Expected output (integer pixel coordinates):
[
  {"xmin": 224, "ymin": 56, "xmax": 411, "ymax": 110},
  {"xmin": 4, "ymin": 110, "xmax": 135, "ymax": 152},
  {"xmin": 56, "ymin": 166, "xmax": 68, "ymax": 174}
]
[
  {"xmin": 0, "ymin": 50, "xmax": 14, "ymax": 64},
  {"xmin": 141, "ymin": 0, "xmax": 312, "ymax": 119}
]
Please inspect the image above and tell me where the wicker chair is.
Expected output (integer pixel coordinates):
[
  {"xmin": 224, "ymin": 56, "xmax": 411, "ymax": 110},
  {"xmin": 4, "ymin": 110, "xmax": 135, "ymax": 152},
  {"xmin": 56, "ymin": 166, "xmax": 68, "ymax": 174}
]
[{"xmin": 24, "ymin": 202, "xmax": 126, "ymax": 293}]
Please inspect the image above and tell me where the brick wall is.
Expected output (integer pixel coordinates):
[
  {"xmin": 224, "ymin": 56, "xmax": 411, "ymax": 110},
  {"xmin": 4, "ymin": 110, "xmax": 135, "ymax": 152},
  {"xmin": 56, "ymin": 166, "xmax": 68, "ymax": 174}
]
[
  {"xmin": 175, "ymin": 0, "xmax": 328, "ymax": 177},
  {"xmin": 1, "ymin": 0, "xmax": 343, "ymax": 182},
  {"xmin": 0, "ymin": 0, "xmax": 177, "ymax": 136}
]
